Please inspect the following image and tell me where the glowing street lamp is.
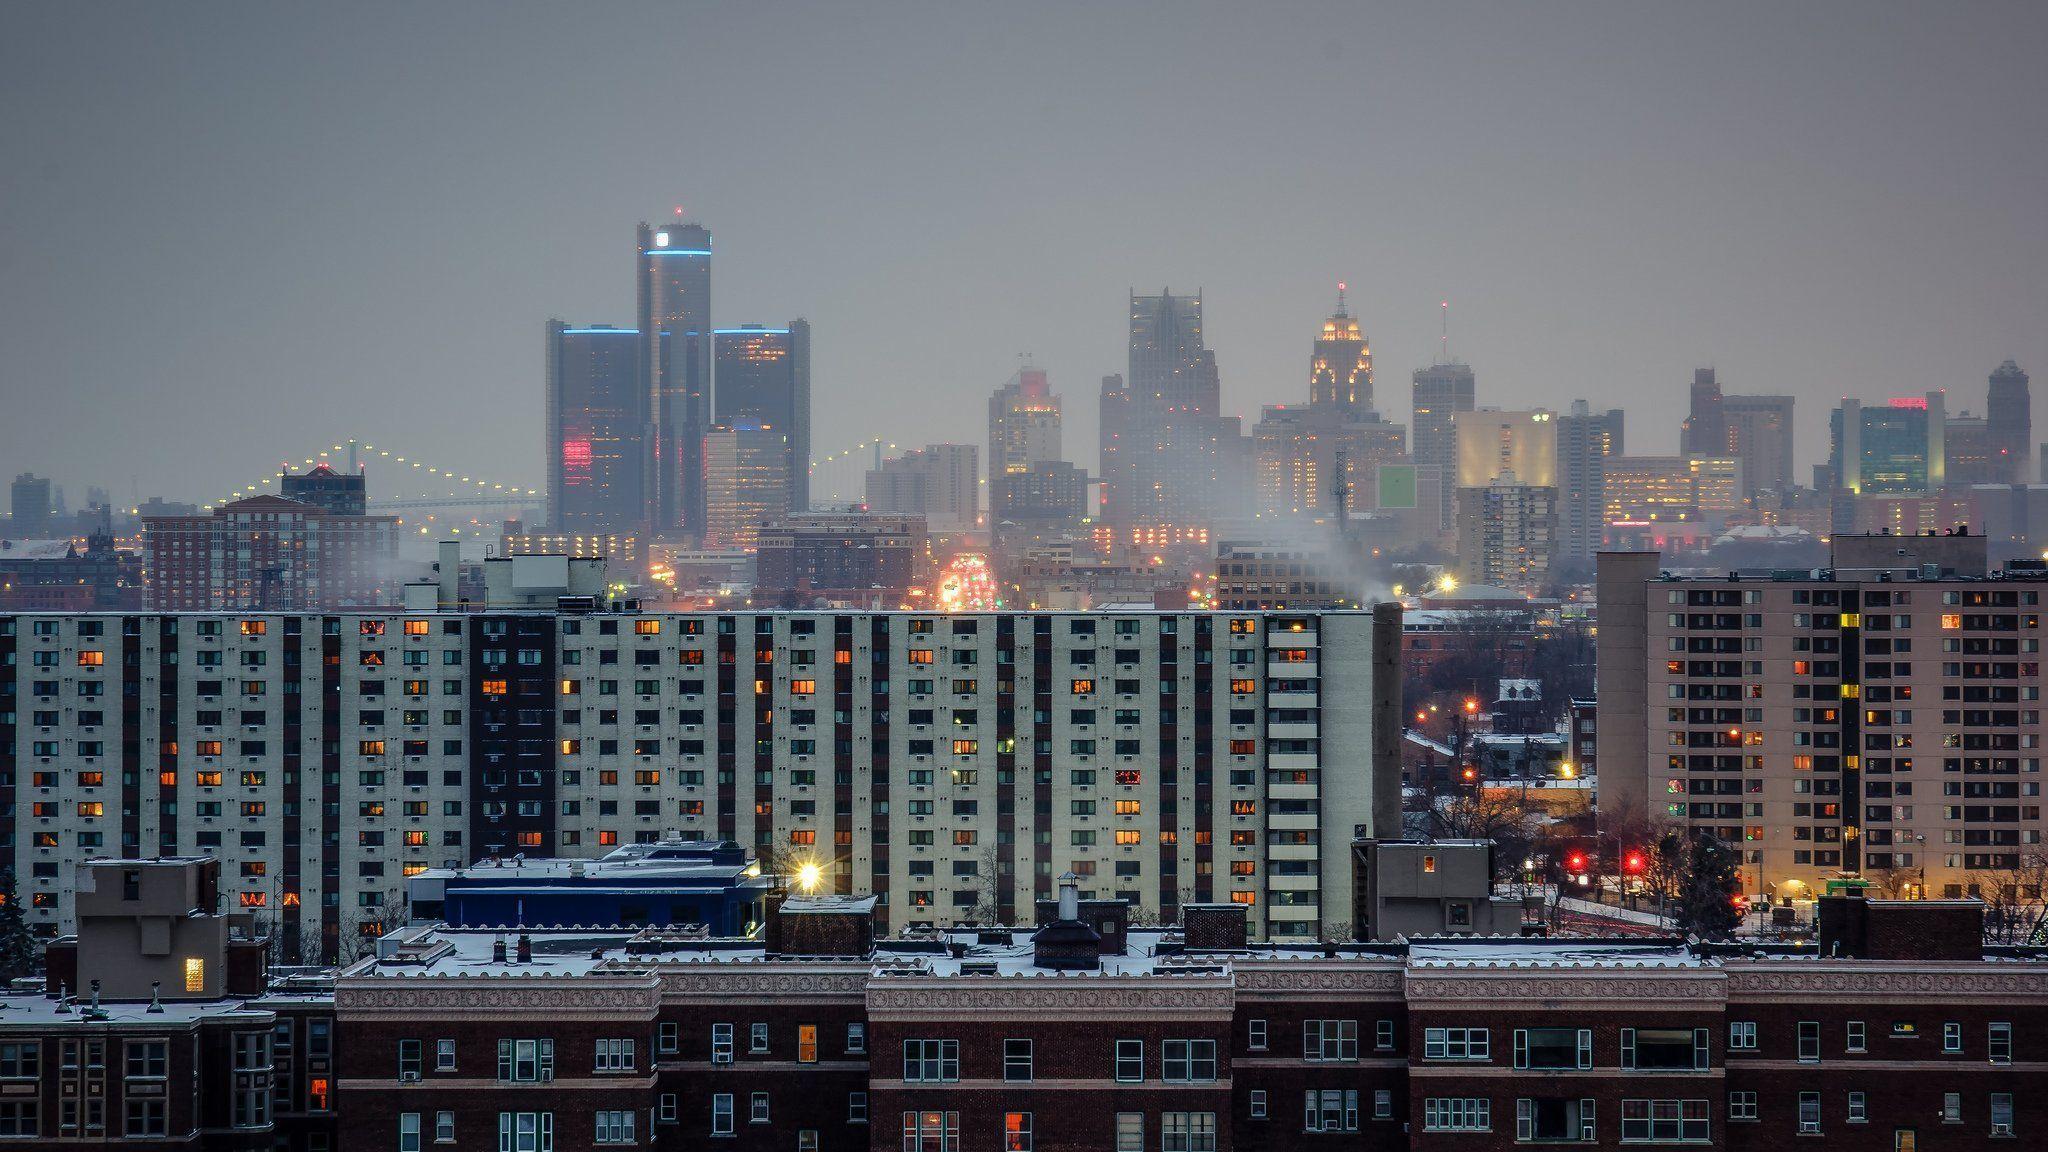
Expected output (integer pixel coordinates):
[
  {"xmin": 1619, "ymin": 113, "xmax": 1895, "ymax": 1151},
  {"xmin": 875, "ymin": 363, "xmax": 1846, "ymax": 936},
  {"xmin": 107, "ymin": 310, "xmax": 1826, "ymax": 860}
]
[{"xmin": 796, "ymin": 862, "xmax": 823, "ymax": 893}]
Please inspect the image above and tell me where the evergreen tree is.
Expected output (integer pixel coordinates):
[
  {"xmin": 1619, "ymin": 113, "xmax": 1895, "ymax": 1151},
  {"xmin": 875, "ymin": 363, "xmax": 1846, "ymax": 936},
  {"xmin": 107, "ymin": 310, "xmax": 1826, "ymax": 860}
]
[
  {"xmin": 0, "ymin": 870, "xmax": 38, "ymax": 984},
  {"xmin": 1675, "ymin": 834, "xmax": 1744, "ymax": 939}
]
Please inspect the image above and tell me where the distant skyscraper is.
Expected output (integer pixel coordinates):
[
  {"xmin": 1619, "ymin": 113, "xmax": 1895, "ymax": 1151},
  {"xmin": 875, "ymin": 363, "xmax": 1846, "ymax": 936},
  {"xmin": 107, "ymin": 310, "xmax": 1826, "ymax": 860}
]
[
  {"xmin": 714, "ymin": 322, "xmax": 811, "ymax": 513},
  {"xmin": 1987, "ymin": 360, "xmax": 2031, "ymax": 483},
  {"xmin": 1106, "ymin": 291, "xmax": 1229, "ymax": 546},
  {"xmin": 1411, "ymin": 362, "xmax": 1476, "ymax": 533},
  {"xmin": 1252, "ymin": 289, "xmax": 1406, "ymax": 521},
  {"xmin": 1830, "ymin": 393, "xmax": 1946, "ymax": 496},
  {"xmin": 865, "ymin": 444, "xmax": 980, "ymax": 533},
  {"xmin": 701, "ymin": 421, "xmax": 791, "ymax": 552},
  {"xmin": 546, "ymin": 322, "xmax": 649, "ymax": 533},
  {"xmin": 1721, "ymin": 394, "xmax": 1796, "ymax": 496},
  {"xmin": 636, "ymin": 220, "xmax": 712, "ymax": 535},
  {"xmin": 9, "ymin": 473, "xmax": 52, "ymax": 538},
  {"xmin": 989, "ymin": 365, "xmax": 1064, "ymax": 518},
  {"xmin": 1309, "ymin": 285, "xmax": 1372, "ymax": 414},
  {"xmin": 1557, "ymin": 401, "xmax": 1624, "ymax": 566},
  {"xmin": 1096, "ymin": 373, "xmax": 1129, "ymax": 535},
  {"xmin": 1679, "ymin": 368, "xmax": 1727, "ymax": 458}
]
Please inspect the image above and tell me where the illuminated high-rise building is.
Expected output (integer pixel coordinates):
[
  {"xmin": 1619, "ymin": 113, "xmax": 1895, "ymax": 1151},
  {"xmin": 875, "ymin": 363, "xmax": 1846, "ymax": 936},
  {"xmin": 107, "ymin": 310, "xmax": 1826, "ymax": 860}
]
[
  {"xmin": 702, "ymin": 421, "xmax": 791, "ymax": 552},
  {"xmin": 714, "ymin": 321, "xmax": 811, "ymax": 513},
  {"xmin": 1410, "ymin": 361, "xmax": 1476, "ymax": 533},
  {"xmin": 636, "ymin": 220, "xmax": 712, "ymax": 535},
  {"xmin": 546, "ymin": 321, "xmax": 649, "ymax": 533},
  {"xmin": 1252, "ymin": 288, "xmax": 1406, "ymax": 520},
  {"xmin": 990, "ymin": 366, "xmax": 1062, "ymax": 479},
  {"xmin": 1308, "ymin": 284, "xmax": 1372, "ymax": 414},
  {"xmin": 1830, "ymin": 393, "xmax": 1946, "ymax": 496}
]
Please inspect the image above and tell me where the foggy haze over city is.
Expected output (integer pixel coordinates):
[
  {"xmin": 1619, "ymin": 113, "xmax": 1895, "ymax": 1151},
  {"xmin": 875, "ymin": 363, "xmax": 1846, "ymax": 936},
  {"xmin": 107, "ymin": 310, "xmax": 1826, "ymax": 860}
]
[{"xmin": 4, "ymin": 1, "xmax": 2045, "ymax": 502}]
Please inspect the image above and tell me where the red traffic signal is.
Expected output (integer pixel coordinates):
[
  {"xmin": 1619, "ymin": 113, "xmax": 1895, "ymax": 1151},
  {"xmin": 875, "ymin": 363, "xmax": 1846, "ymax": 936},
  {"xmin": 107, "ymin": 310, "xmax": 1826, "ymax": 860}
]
[
  {"xmin": 1565, "ymin": 852, "xmax": 1588, "ymax": 872},
  {"xmin": 1622, "ymin": 851, "xmax": 1646, "ymax": 874}
]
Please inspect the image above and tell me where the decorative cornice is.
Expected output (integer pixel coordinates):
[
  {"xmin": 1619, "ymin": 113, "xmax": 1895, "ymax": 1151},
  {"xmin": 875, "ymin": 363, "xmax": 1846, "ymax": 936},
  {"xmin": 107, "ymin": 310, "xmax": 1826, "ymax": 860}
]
[
  {"xmin": 1234, "ymin": 962, "xmax": 1405, "ymax": 999},
  {"xmin": 335, "ymin": 977, "xmax": 660, "ymax": 1018},
  {"xmin": 866, "ymin": 976, "xmax": 1234, "ymax": 1019},
  {"xmin": 657, "ymin": 967, "xmax": 868, "ymax": 1001},
  {"xmin": 1405, "ymin": 970, "xmax": 1726, "ymax": 1006},
  {"xmin": 1724, "ymin": 963, "xmax": 2048, "ymax": 1002}
]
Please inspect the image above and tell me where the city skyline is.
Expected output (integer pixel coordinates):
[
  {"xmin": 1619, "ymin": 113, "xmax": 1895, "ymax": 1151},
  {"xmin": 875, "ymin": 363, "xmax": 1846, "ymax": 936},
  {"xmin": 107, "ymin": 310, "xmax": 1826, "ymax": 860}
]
[{"xmin": 4, "ymin": 3, "xmax": 2045, "ymax": 504}]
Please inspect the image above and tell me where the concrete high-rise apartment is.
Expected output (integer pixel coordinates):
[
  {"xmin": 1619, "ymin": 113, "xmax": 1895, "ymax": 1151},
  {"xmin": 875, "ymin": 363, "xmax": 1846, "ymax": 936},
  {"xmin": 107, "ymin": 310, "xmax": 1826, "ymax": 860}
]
[
  {"xmin": 1721, "ymin": 394, "xmax": 1796, "ymax": 497},
  {"xmin": 4, "ymin": 607, "xmax": 1397, "ymax": 948},
  {"xmin": 545, "ymin": 321, "xmax": 649, "ymax": 533},
  {"xmin": 1455, "ymin": 473, "xmax": 1557, "ymax": 591},
  {"xmin": 1409, "ymin": 363, "xmax": 1476, "ymax": 533},
  {"xmin": 864, "ymin": 443, "xmax": 980, "ymax": 533},
  {"xmin": 1597, "ymin": 538, "xmax": 2048, "ymax": 903},
  {"xmin": 1100, "ymin": 291, "xmax": 1232, "ymax": 547},
  {"xmin": 701, "ymin": 421, "xmax": 792, "ymax": 552},
  {"xmin": 1987, "ymin": 359, "xmax": 2032, "ymax": 483},
  {"xmin": 1679, "ymin": 367, "xmax": 1726, "ymax": 458},
  {"xmin": 636, "ymin": 220, "xmax": 712, "ymax": 534},
  {"xmin": 714, "ymin": 323, "xmax": 811, "ymax": 514},
  {"xmin": 9, "ymin": 473, "xmax": 52, "ymax": 538},
  {"xmin": 1557, "ymin": 401, "xmax": 1624, "ymax": 568},
  {"xmin": 1251, "ymin": 291, "xmax": 1408, "ymax": 522}
]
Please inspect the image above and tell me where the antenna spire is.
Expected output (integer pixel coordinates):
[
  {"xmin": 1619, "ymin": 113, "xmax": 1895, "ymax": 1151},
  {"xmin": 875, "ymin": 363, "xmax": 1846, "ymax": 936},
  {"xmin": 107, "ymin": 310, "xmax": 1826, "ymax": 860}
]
[
  {"xmin": 1438, "ymin": 299, "xmax": 1450, "ymax": 365},
  {"xmin": 1335, "ymin": 281, "xmax": 1348, "ymax": 317}
]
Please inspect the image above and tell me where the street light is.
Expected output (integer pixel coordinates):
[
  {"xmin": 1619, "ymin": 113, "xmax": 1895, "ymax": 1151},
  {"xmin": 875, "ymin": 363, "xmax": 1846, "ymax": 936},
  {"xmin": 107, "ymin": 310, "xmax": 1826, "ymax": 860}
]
[{"xmin": 796, "ymin": 862, "xmax": 823, "ymax": 893}]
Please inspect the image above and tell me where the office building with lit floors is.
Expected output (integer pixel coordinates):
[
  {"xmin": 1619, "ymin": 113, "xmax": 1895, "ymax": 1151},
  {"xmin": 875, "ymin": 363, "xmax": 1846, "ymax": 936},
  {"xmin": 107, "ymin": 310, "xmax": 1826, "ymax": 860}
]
[
  {"xmin": 702, "ymin": 421, "xmax": 793, "ymax": 551},
  {"xmin": 333, "ymin": 888, "xmax": 2042, "ymax": 1152},
  {"xmin": 545, "ymin": 321, "xmax": 649, "ymax": 534},
  {"xmin": 715, "ymin": 323, "xmax": 812, "ymax": 514},
  {"xmin": 1597, "ymin": 534, "xmax": 2048, "ymax": 909},
  {"xmin": 3, "ymin": 606, "xmax": 1400, "ymax": 958}
]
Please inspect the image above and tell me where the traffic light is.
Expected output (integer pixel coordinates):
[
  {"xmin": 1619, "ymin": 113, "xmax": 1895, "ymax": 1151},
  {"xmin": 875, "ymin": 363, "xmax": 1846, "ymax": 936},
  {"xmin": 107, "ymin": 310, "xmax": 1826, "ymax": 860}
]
[
  {"xmin": 1565, "ymin": 851, "xmax": 1588, "ymax": 873},
  {"xmin": 1623, "ymin": 850, "xmax": 1646, "ymax": 875}
]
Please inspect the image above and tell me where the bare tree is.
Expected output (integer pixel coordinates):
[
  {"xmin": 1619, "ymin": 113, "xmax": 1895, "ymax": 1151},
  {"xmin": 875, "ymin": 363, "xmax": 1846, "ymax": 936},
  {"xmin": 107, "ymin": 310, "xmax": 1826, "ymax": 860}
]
[{"xmin": 1968, "ymin": 853, "xmax": 2048, "ymax": 946}]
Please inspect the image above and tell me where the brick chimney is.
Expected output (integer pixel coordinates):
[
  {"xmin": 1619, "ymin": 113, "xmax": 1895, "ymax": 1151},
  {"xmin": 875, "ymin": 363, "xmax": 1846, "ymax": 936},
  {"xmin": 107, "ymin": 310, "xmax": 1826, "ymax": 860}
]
[
  {"xmin": 1031, "ymin": 874, "xmax": 1102, "ymax": 971},
  {"xmin": 1180, "ymin": 903, "xmax": 1249, "ymax": 950}
]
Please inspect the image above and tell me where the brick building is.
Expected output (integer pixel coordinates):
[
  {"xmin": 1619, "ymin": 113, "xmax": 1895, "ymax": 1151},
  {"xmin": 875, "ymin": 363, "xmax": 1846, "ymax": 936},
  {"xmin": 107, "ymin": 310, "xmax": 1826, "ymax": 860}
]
[
  {"xmin": 142, "ymin": 494, "xmax": 399, "ymax": 611},
  {"xmin": 332, "ymin": 889, "xmax": 2043, "ymax": 1151},
  {"xmin": 0, "ymin": 857, "xmax": 336, "ymax": 1147}
]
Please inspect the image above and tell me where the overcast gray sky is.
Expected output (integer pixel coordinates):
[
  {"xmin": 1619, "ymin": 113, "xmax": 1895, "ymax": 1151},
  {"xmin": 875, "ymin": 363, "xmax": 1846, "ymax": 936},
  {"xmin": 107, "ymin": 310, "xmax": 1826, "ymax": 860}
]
[{"xmin": 3, "ymin": 1, "xmax": 2044, "ymax": 507}]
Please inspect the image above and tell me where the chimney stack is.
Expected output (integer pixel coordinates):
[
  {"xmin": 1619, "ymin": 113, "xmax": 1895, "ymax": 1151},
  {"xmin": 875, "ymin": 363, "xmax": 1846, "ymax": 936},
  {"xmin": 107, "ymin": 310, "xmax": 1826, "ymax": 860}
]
[
  {"xmin": 515, "ymin": 933, "xmax": 532, "ymax": 963},
  {"xmin": 491, "ymin": 934, "xmax": 507, "ymax": 963}
]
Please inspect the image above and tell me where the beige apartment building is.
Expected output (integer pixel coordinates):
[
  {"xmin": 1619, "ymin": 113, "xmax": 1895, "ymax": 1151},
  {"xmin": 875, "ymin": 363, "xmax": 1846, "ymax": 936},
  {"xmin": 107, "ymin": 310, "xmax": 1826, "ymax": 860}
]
[
  {"xmin": 4, "ymin": 608, "xmax": 1399, "ymax": 960},
  {"xmin": 1598, "ymin": 536, "xmax": 2045, "ymax": 905}
]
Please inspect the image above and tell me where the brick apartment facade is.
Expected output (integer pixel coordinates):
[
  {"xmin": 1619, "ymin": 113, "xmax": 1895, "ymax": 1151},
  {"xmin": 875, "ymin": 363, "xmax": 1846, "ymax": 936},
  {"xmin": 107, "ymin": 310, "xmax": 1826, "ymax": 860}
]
[{"xmin": 332, "ymin": 896, "xmax": 2045, "ymax": 1152}]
